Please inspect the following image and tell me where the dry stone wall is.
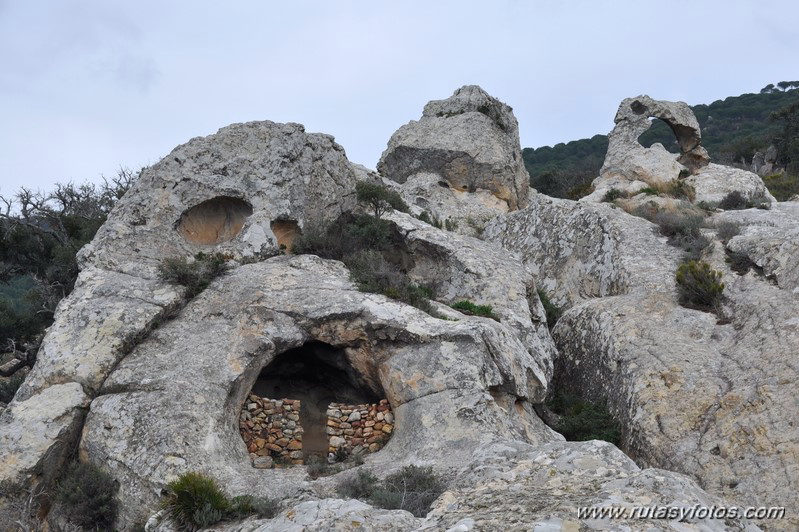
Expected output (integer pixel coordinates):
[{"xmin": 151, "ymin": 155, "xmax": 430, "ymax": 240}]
[
  {"xmin": 239, "ymin": 394, "xmax": 303, "ymax": 466},
  {"xmin": 239, "ymin": 394, "xmax": 395, "ymax": 466},
  {"xmin": 326, "ymin": 400, "xmax": 393, "ymax": 458}
]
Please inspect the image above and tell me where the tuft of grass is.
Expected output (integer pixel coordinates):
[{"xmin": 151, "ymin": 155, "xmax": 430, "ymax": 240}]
[
  {"xmin": 449, "ymin": 300, "xmax": 499, "ymax": 321},
  {"xmin": 338, "ymin": 466, "xmax": 444, "ymax": 518},
  {"xmin": 157, "ymin": 252, "xmax": 228, "ymax": 297},
  {"xmin": 546, "ymin": 392, "xmax": 620, "ymax": 445},
  {"xmin": 715, "ymin": 221, "xmax": 741, "ymax": 243},
  {"xmin": 651, "ymin": 210, "xmax": 711, "ymax": 260},
  {"xmin": 537, "ymin": 289, "xmax": 563, "ymax": 330},
  {"xmin": 675, "ymin": 260, "xmax": 725, "ymax": 313},
  {"xmin": 725, "ymin": 251, "xmax": 756, "ymax": 275},
  {"xmin": 162, "ymin": 472, "xmax": 277, "ymax": 531},
  {"xmin": 55, "ymin": 462, "xmax": 119, "ymax": 531},
  {"xmin": 718, "ymin": 191, "xmax": 751, "ymax": 210},
  {"xmin": 638, "ymin": 187, "xmax": 659, "ymax": 196}
]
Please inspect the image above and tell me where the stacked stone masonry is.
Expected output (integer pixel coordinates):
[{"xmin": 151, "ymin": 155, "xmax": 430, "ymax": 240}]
[
  {"xmin": 239, "ymin": 394, "xmax": 304, "ymax": 466},
  {"xmin": 239, "ymin": 394, "xmax": 394, "ymax": 467},
  {"xmin": 326, "ymin": 400, "xmax": 394, "ymax": 459}
]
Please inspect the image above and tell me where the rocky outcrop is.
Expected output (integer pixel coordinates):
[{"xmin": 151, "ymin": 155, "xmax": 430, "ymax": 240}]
[
  {"xmin": 486, "ymin": 193, "xmax": 798, "ymax": 529},
  {"xmin": 205, "ymin": 441, "xmax": 759, "ymax": 531},
  {"xmin": 377, "ymin": 85, "xmax": 529, "ymax": 233},
  {"xmin": 585, "ymin": 95, "xmax": 709, "ymax": 201},
  {"xmin": 686, "ymin": 163, "xmax": 777, "ymax": 206},
  {"xmin": 81, "ymin": 255, "xmax": 556, "ymax": 527},
  {"xmin": 584, "ymin": 95, "xmax": 775, "ymax": 208},
  {"xmin": 1, "ymin": 120, "xmax": 358, "ymax": 500},
  {"xmin": 483, "ymin": 193, "xmax": 683, "ymax": 308},
  {"xmin": 79, "ymin": 120, "xmax": 358, "ymax": 278}
]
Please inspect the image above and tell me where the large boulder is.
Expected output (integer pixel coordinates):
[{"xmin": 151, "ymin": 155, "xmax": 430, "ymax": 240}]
[
  {"xmin": 79, "ymin": 120, "xmax": 358, "ymax": 278},
  {"xmin": 483, "ymin": 193, "xmax": 683, "ymax": 308},
  {"xmin": 377, "ymin": 85, "xmax": 529, "ymax": 235},
  {"xmin": 81, "ymin": 255, "xmax": 557, "ymax": 527},
  {"xmin": 686, "ymin": 163, "xmax": 776, "ymax": 206}
]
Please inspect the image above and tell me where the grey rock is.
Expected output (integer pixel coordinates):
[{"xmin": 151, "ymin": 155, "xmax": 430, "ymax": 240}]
[
  {"xmin": 0, "ymin": 383, "xmax": 89, "ymax": 489},
  {"xmin": 80, "ymin": 255, "xmax": 559, "ymax": 527},
  {"xmin": 419, "ymin": 440, "xmax": 759, "ymax": 531},
  {"xmin": 385, "ymin": 210, "xmax": 556, "ymax": 387},
  {"xmin": 585, "ymin": 95, "xmax": 710, "ymax": 201},
  {"xmin": 378, "ymin": 85, "xmax": 529, "ymax": 222},
  {"xmin": 79, "ymin": 120, "xmax": 358, "ymax": 278},
  {"xmin": 685, "ymin": 163, "xmax": 776, "ymax": 206},
  {"xmin": 715, "ymin": 202, "xmax": 799, "ymax": 292},
  {"xmin": 484, "ymin": 193, "xmax": 682, "ymax": 308}
]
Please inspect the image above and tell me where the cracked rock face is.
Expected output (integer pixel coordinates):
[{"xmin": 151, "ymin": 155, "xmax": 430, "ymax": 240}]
[
  {"xmin": 377, "ymin": 85, "xmax": 529, "ymax": 230},
  {"xmin": 488, "ymin": 194, "xmax": 798, "ymax": 529},
  {"xmin": 81, "ymin": 255, "xmax": 558, "ymax": 527},
  {"xmin": 79, "ymin": 120, "xmax": 358, "ymax": 278}
]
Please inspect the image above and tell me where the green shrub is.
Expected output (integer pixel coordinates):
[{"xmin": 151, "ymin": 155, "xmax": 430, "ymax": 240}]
[
  {"xmin": 163, "ymin": 472, "xmax": 229, "ymax": 531},
  {"xmin": 157, "ymin": 252, "xmax": 228, "ymax": 297},
  {"xmin": 652, "ymin": 211, "xmax": 711, "ymax": 260},
  {"xmin": 355, "ymin": 182, "xmax": 409, "ymax": 219},
  {"xmin": 639, "ymin": 187, "xmax": 659, "ymax": 196},
  {"xmin": 55, "ymin": 462, "xmax": 119, "ymax": 531},
  {"xmin": 762, "ymin": 173, "xmax": 799, "ymax": 201},
  {"xmin": 537, "ymin": 289, "xmax": 563, "ymax": 330},
  {"xmin": 0, "ymin": 372, "xmax": 25, "ymax": 403},
  {"xmin": 675, "ymin": 260, "xmax": 725, "ymax": 312},
  {"xmin": 667, "ymin": 178, "xmax": 695, "ymax": 200},
  {"xmin": 337, "ymin": 469, "xmax": 379, "ymax": 500},
  {"xmin": 715, "ymin": 221, "xmax": 741, "ymax": 242},
  {"xmin": 228, "ymin": 495, "xmax": 278, "ymax": 520},
  {"xmin": 601, "ymin": 188, "xmax": 628, "ymax": 202},
  {"xmin": 371, "ymin": 465, "xmax": 444, "ymax": 518},
  {"xmin": 546, "ymin": 392, "xmax": 620, "ymax": 445},
  {"xmin": 718, "ymin": 191, "xmax": 750, "ymax": 210},
  {"xmin": 449, "ymin": 300, "xmax": 499, "ymax": 321}
]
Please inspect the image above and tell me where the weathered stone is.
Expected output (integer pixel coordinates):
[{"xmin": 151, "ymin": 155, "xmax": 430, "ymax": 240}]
[
  {"xmin": 686, "ymin": 163, "xmax": 776, "ymax": 206},
  {"xmin": 252, "ymin": 456, "xmax": 273, "ymax": 469},
  {"xmin": 377, "ymin": 85, "xmax": 529, "ymax": 233}
]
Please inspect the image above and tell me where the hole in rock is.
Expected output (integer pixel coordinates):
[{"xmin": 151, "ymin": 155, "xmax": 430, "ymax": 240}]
[
  {"xmin": 177, "ymin": 196, "xmax": 253, "ymax": 245},
  {"xmin": 637, "ymin": 117, "xmax": 680, "ymax": 153},
  {"xmin": 239, "ymin": 341, "xmax": 394, "ymax": 467},
  {"xmin": 270, "ymin": 219, "xmax": 299, "ymax": 251}
]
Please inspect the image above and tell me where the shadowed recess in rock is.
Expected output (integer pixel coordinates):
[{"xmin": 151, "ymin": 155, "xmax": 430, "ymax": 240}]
[
  {"xmin": 177, "ymin": 196, "xmax": 253, "ymax": 245},
  {"xmin": 251, "ymin": 341, "xmax": 382, "ymax": 460}
]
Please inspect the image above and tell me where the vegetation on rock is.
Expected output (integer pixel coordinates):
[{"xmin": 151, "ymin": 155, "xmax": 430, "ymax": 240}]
[
  {"xmin": 449, "ymin": 300, "xmax": 499, "ymax": 321},
  {"xmin": 55, "ymin": 462, "xmax": 119, "ymax": 531},
  {"xmin": 537, "ymin": 289, "xmax": 563, "ymax": 330},
  {"xmin": 675, "ymin": 260, "xmax": 725, "ymax": 312},
  {"xmin": 546, "ymin": 391, "xmax": 621, "ymax": 445},
  {"xmin": 157, "ymin": 252, "xmax": 229, "ymax": 297},
  {"xmin": 162, "ymin": 472, "xmax": 277, "ymax": 531},
  {"xmin": 355, "ymin": 181, "xmax": 409, "ymax": 219},
  {"xmin": 338, "ymin": 465, "xmax": 444, "ymax": 518}
]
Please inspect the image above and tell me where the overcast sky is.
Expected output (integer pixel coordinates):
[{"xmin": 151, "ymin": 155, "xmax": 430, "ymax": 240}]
[{"xmin": 1, "ymin": 0, "xmax": 797, "ymax": 193}]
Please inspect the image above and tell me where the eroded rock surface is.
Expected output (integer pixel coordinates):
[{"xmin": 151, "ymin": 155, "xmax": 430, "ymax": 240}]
[
  {"xmin": 81, "ymin": 255, "xmax": 558, "ymax": 527},
  {"xmin": 686, "ymin": 163, "xmax": 777, "ymax": 206},
  {"xmin": 378, "ymin": 85, "xmax": 529, "ymax": 233},
  {"xmin": 484, "ymin": 193, "xmax": 682, "ymax": 308}
]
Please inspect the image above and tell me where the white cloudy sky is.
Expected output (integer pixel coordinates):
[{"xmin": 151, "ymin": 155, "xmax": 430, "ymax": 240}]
[{"xmin": 1, "ymin": 0, "xmax": 797, "ymax": 192}]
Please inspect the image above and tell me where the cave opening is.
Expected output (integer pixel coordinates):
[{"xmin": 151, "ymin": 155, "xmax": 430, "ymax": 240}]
[{"xmin": 240, "ymin": 341, "xmax": 392, "ymax": 467}]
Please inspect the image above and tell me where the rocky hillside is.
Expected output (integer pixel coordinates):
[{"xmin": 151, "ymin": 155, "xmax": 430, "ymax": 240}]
[{"xmin": 1, "ymin": 86, "xmax": 797, "ymax": 531}]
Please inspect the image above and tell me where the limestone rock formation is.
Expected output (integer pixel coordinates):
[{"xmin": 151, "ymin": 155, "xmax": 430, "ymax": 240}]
[
  {"xmin": 79, "ymin": 120, "xmax": 358, "ymax": 278},
  {"xmin": 377, "ymin": 85, "xmax": 529, "ymax": 234},
  {"xmin": 584, "ymin": 95, "xmax": 775, "ymax": 208},
  {"xmin": 487, "ymin": 193, "xmax": 799, "ymax": 530},
  {"xmin": 686, "ymin": 163, "xmax": 777, "ymax": 206},
  {"xmin": 484, "ymin": 193, "xmax": 683, "ymax": 308},
  {"xmin": 3, "ymin": 95, "xmax": 793, "ymax": 531}
]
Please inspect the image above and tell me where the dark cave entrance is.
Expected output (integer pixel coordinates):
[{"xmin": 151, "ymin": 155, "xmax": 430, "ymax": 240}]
[{"xmin": 248, "ymin": 341, "xmax": 382, "ymax": 463}]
